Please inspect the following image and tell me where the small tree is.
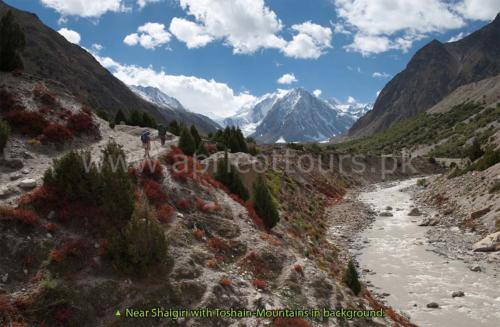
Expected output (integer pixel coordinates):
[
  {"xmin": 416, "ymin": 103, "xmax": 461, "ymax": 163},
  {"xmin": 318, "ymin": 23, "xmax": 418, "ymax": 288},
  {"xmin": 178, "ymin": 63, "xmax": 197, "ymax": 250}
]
[
  {"xmin": 0, "ymin": 11, "xmax": 25, "ymax": 72},
  {"xmin": 252, "ymin": 175, "xmax": 279, "ymax": 229},
  {"xmin": 114, "ymin": 109, "xmax": 127, "ymax": 125},
  {"xmin": 108, "ymin": 201, "xmax": 168, "ymax": 275},
  {"xmin": 142, "ymin": 112, "xmax": 156, "ymax": 128},
  {"xmin": 178, "ymin": 126, "xmax": 196, "ymax": 156},
  {"xmin": 190, "ymin": 125, "xmax": 202, "ymax": 148},
  {"xmin": 343, "ymin": 260, "xmax": 361, "ymax": 295},
  {"xmin": 0, "ymin": 119, "xmax": 10, "ymax": 154},
  {"xmin": 129, "ymin": 110, "xmax": 142, "ymax": 127},
  {"xmin": 467, "ymin": 139, "xmax": 484, "ymax": 162},
  {"xmin": 215, "ymin": 151, "xmax": 249, "ymax": 201},
  {"xmin": 99, "ymin": 141, "xmax": 134, "ymax": 227},
  {"xmin": 169, "ymin": 120, "xmax": 180, "ymax": 136}
]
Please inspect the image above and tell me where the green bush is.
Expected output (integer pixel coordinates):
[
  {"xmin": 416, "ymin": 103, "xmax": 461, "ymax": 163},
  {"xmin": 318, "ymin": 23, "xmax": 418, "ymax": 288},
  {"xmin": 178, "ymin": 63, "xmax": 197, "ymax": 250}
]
[
  {"xmin": 416, "ymin": 178, "xmax": 428, "ymax": 187},
  {"xmin": 179, "ymin": 125, "xmax": 196, "ymax": 156},
  {"xmin": 215, "ymin": 151, "xmax": 249, "ymax": 201},
  {"xmin": 343, "ymin": 260, "xmax": 361, "ymax": 295},
  {"xmin": 0, "ymin": 119, "xmax": 10, "ymax": 153},
  {"xmin": 99, "ymin": 141, "xmax": 134, "ymax": 227},
  {"xmin": 0, "ymin": 11, "xmax": 26, "ymax": 72},
  {"xmin": 252, "ymin": 175, "xmax": 279, "ymax": 229},
  {"xmin": 286, "ymin": 143, "xmax": 304, "ymax": 151},
  {"xmin": 489, "ymin": 181, "xmax": 500, "ymax": 194},
  {"xmin": 466, "ymin": 139, "xmax": 484, "ymax": 162},
  {"xmin": 108, "ymin": 202, "xmax": 168, "ymax": 275},
  {"xmin": 190, "ymin": 125, "xmax": 202, "ymax": 149},
  {"xmin": 211, "ymin": 126, "xmax": 248, "ymax": 153},
  {"xmin": 43, "ymin": 151, "xmax": 100, "ymax": 203}
]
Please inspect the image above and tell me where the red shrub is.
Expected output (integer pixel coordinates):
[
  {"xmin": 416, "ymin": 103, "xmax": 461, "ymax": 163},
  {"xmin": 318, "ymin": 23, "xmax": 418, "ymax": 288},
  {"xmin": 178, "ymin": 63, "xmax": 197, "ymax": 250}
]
[
  {"xmin": 138, "ymin": 160, "xmax": 164, "ymax": 181},
  {"xmin": 3, "ymin": 110, "xmax": 49, "ymax": 135},
  {"xmin": 193, "ymin": 228, "xmax": 205, "ymax": 240},
  {"xmin": 55, "ymin": 307, "xmax": 73, "ymax": 323},
  {"xmin": 273, "ymin": 318, "xmax": 313, "ymax": 327},
  {"xmin": 49, "ymin": 249, "xmax": 65, "ymax": 263},
  {"xmin": 208, "ymin": 237, "xmax": 229, "ymax": 254},
  {"xmin": 45, "ymin": 222, "xmax": 58, "ymax": 233},
  {"xmin": 293, "ymin": 264, "xmax": 304, "ymax": 275},
  {"xmin": 50, "ymin": 239, "xmax": 89, "ymax": 263},
  {"xmin": 67, "ymin": 110, "xmax": 94, "ymax": 134},
  {"xmin": 163, "ymin": 145, "xmax": 185, "ymax": 165},
  {"xmin": 143, "ymin": 179, "xmax": 167, "ymax": 205},
  {"xmin": 219, "ymin": 278, "xmax": 231, "ymax": 287},
  {"xmin": 196, "ymin": 198, "xmax": 221, "ymax": 213},
  {"xmin": 0, "ymin": 206, "xmax": 38, "ymax": 225},
  {"xmin": 33, "ymin": 83, "xmax": 57, "ymax": 106},
  {"xmin": 42, "ymin": 123, "xmax": 73, "ymax": 144},
  {"xmin": 245, "ymin": 201, "xmax": 265, "ymax": 229},
  {"xmin": 157, "ymin": 204, "xmax": 174, "ymax": 223},
  {"xmin": 0, "ymin": 295, "xmax": 16, "ymax": 318},
  {"xmin": 252, "ymin": 279, "xmax": 267, "ymax": 290},
  {"xmin": 19, "ymin": 186, "xmax": 59, "ymax": 211},
  {"xmin": 38, "ymin": 106, "xmax": 54, "ymax": 115},
  {"xmin": 175, "ymin": 198, "xmax": 191, "ymax": 210}
]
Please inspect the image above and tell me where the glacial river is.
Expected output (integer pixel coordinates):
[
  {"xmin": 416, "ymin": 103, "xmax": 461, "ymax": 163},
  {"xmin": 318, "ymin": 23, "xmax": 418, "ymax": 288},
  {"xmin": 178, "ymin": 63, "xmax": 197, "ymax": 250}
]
[{"xmin": 355, "ymin": 178, "xmax": 500, "ymax": 327}]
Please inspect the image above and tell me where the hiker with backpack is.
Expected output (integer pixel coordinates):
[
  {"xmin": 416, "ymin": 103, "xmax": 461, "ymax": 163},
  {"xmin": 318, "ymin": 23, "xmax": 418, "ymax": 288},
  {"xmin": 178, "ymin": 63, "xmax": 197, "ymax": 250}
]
[
  {"xmin": 141, "ymin": 130, "xmax": 151, "ymax": 158},
  {"xmin": 158, "ymin": 124, "xmax": 167, "ymax": 146}
]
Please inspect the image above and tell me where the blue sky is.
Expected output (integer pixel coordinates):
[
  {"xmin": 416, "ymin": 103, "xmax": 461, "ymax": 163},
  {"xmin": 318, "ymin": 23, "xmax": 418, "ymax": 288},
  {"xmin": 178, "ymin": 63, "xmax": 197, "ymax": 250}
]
[{"xmin": 5, "ymin": 0, "xmax": 499, "ymax": 117}]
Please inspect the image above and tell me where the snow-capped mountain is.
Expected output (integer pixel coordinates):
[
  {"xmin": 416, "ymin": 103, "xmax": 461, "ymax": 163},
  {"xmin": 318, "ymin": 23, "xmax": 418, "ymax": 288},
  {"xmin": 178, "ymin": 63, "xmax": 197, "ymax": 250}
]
[
  {"xmin": 223, "ymin": 88, "xmax": 368, "ymax": 143},
  {"xmin": 129, "ymin": 85, "xmax": 221, "ymax": 133},
  {"xmin": 327, "ymin": 99, "xmax": 372, "ymax": 120},
  {"xmin": 130, "ymin": 85, "xmax": 185, "ymax": 112}
]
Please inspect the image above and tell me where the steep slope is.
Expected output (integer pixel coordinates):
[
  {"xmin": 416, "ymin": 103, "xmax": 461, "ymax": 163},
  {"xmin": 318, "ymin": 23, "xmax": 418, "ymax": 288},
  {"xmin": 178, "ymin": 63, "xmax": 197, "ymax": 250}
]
[
  {"xmin": 130, "ymin": 85, "xmax": 221, "ymax": 133},
  {"xmin": 327, "ymin": 99, "xmax": 373, "ymax": 121},
  {"xmin": 251, "ymin": 88, "xmax": 354, "ymax": 143},
  {"xmin": 427, "ymin": 74, "xmax": 500, "ymax": 113},
  {"xmin": 0, "ymin": 1, "xmax": 218, "ymax": 134},
  {"xmin": 349, "ymin": 13, "xmax": 500, "ymax": 137}
]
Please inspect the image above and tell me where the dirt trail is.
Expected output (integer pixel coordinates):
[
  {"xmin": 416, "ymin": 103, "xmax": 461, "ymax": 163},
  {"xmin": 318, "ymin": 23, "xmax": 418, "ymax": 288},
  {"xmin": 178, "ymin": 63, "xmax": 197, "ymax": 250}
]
[{"xmin": 0, "ymin": 120, "xmax": 178, "ymax": 205}]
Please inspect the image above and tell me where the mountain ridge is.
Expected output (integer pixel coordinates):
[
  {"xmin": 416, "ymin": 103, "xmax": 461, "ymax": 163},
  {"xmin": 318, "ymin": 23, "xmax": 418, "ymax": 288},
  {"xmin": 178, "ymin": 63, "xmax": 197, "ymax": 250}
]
[{"xmin": 349, "ymin": 13, "xmax": 500, "ymax": 137}]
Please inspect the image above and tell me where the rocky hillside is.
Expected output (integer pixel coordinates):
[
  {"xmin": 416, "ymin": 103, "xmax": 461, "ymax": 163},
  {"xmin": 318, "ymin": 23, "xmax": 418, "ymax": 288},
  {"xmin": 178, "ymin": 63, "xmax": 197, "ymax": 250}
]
[
  {"xmin": 349, "ymin": 13, "xmax": 500, "ymax": 137},
  {"xmin": 0, "ymin": 1, "xmax": 219, "ymax": 134}
]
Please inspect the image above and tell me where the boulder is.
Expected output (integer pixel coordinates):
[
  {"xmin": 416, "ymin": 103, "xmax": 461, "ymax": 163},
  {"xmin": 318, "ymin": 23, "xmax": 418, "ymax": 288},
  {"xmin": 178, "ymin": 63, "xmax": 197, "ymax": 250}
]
[
  {"xmin": 452, "ymin": 291, "xmax": 465, "ymax": 298},
  {"xmin": 18, "ymin": 179, "xmax": 37, "ymax": 189},
  {"xmin": 470, "ymin": 265, "xmax": 482, "ymax": 272},
  {"xmin": 408, "ymin": 208, "xmax": 422, "ymax": 216},
  {"xmin": 470, "ymin": 207, "xmax": 491, "ymax": 220},
  {"xmin": 385, "ymin": 206, "xmax": 393, "ymax": 211},
  {"xmin": 426, "ymin": 302, "xmax": 439, "ymax": 308},
  {"xmin": 472, "ymin": 232, "xmax": 500, "ymax": 252},
  {"xmin": 379, "ymin": 212, "xmax": 393, "ymax": 217}
]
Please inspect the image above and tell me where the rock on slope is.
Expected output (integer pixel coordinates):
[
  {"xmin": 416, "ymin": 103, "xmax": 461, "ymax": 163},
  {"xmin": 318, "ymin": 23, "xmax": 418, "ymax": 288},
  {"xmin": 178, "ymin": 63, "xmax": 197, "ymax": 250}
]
[
  {"xmin": 0, "ymin": 1, "xmax": 219, "ymax": 134},
  {"xmin": 349, "ymin": 13, "xmax": 500, "ymax": 137}
]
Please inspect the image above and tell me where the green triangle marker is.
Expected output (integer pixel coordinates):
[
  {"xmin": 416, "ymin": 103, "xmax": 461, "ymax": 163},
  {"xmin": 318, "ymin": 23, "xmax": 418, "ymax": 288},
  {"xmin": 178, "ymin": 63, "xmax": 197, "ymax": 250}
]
[{"xmin": 115, "ymin": 310, "xmax": 121, "ymax": 317}]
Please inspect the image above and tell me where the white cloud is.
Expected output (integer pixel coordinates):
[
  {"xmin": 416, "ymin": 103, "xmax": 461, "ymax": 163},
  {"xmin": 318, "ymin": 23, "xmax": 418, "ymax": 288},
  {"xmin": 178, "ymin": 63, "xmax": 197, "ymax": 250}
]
[
  {"xmin": 169, "ymin": 0, "xmax": 332, "ymax": 59},
  {"xmin": 347, "ymin": 96, "xmax": 356, "ymax": 104},
  {"xmin": 447, "ymin": 31, "xmax": 468, "ymax": 42},
  {"xmin": 41, "ymin": 0, "xmax": 125, "ymax": 18},
  {"xmin": 372, "ymin": 71, "xmax": 390, "ymax": 78},
  {"xmin": 277, "ymin": 73, "xmax": 298, "ymax": 85},
  {"xmin": 91, "ymin": 53, "xmax": 255, "ymax": 117},
  {"xmin": 137, "ymin": 0, "xmax": 161, "ymax": 9},
  {"xmin": 91, "ymin": 43, "xmax": 104, "ymax": 52},
  {"xmin": 58, "ymin": 28, "xmax": 81, "ymax": 44},
  {"xmin": 313, "ymin": 89, "xmax": 322, "ymax": 97},
  {"xmin": 169, "ymin": 18, "xmax": 214, "ymax": 48},
  {"xmin": 456, "ymin": 0, "xmax": 500, "ymax": 21},
  {"xmin": 124, "ymin": 22, "xmax": 171, "ymax": 49},
  {"xmin": 334, "ymin": 0, "xmax": 466, "ymax": 55},
  {"xmin": 282, "ymin": 22, "xmax": 332, "ymax": 59},
  {"xmin": 171, "ymin": 0, "xmax": 286, "ymax": 54}
]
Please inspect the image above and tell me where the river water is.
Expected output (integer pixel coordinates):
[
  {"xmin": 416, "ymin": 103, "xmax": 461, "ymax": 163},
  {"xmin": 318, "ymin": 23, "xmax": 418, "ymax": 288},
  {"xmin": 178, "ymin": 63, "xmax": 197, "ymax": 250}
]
[{"xmin": 355, "ymin": 178, "xmax": 500, "ymax": 327}]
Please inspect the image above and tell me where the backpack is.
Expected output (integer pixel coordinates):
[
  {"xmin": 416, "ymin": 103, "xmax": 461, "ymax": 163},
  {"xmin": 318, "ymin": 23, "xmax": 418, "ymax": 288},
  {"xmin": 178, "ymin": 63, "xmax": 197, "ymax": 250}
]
[
  {"xmin": 158, "ymin": 124, "xmax": 167, "ymax": 136},
  {"xmin": 141, "ymin": 131, "xmax": 151, "ymax": 143}
]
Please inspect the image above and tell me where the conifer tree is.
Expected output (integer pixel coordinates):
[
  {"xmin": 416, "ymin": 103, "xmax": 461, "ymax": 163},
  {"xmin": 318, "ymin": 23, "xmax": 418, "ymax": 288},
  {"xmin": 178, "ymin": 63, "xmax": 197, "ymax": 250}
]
[
  {"xmin": 190, "ymin": 125, "xmax": 202, "ymax": 148},
  {"xmin": 215, "ymin": 150, "xmax": 249, "ymax": 201},
  {"xmin": 169, "ymin": 120, "xmax": 180, "ymax": 136},
  {"xmin": 178, "ymin": 125, "xmax": 196, "ymax": 156},
  {"xmin": 129, "ymin": 110, "xmax": 142, "ymax": 126},
  {"xmin": 0, "ymin": 11, "xmax": 25, "ymax": 72},
  {"xmin": 114, "ymin": 110, "xmax": 127, "ymax": 125},
  {"xmin": 252, "ymin": 175, "xmax": 279, "ymax": 229},
  {"xmin": 343, "ymin": 260, "xmax": 361, "ymax": 295},
  {"xmin": 0, "ymin": 119, "xmax": 10, "ymax": 153}
]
